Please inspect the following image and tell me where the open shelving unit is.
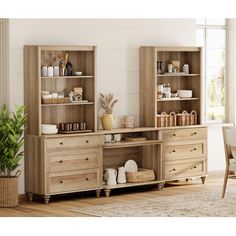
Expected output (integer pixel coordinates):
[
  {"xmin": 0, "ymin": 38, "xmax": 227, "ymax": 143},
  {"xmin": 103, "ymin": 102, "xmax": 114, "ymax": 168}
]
[
  {"xmin": 24, "ymin": 45, "xmax": 97, "ymax": 135},
  {"xmin": 140, "ymin": 46, "xmax": 202, "ymax": 127},
  {"xmin": 102, "ymin": 129, "xmax": 164, "ymax": 196}
]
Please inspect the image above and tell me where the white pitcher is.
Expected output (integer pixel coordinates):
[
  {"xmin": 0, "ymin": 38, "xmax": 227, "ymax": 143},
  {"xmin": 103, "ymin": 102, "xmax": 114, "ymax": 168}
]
[
  {"xmin": 105, "ymin": 168, "xmax": 117, "ymax": 186},
  {"xmin": 117, "ymin": 166, "xmax": 126, "ymax": 184}
]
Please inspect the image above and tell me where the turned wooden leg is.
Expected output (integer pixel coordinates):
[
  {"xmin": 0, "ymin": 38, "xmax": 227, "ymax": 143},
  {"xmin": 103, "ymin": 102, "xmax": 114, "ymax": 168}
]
[
  {"xmin": 201, "ymin": 176, "xmax": 206, "ymax": 184},
  {"xmin": 27, "ymin": 193, "xmax": 33, "ymax": 202},
  {"xmin": 43, "ymin": 195, "xmax": 50, "ymax": 204},
  {"xmin": 157, "ymin": 183, "xmax": 164, "ymax": 190},
  {"xmin": 104, "ymin": 189, "xmax": 111, "ymax": 197},
  {"xmin": 96, "ymin": 189, "xmax": 101, "ymax": 198}
]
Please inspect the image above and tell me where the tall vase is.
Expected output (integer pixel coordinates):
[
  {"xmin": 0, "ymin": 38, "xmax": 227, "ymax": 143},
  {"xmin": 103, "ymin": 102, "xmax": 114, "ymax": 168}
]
[{"xmin": 101, "ymin": 113, "xmax": 114, "ymax": 130}]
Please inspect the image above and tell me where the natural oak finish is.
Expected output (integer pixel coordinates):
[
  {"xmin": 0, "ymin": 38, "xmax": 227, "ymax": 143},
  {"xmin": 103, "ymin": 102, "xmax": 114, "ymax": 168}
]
[
  {"xmin": 140, "ymin": 46, "xmax": 207, "ymax": 184},
  {"xmin": 140, "ymin": 46, "xmax": 202, "ymax": 126},
  {"xmin": 24, "ymin": 45, "xmax": 97, "ymax": 134},
  {"xmin": 25, "ymin": 134, "xmax": 103, "ymax": 203},
  {"xmin": 24, "ymin": 45, "xmax": 101, "ymax": 204}
]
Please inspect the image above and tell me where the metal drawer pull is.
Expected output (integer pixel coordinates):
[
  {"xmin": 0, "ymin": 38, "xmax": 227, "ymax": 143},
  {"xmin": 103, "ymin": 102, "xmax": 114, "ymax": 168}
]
[
  {"xmin": 191, "ymin": 132, "xmax": 197, "ymax": 136},
  {"xmin": 169, "ymin": 168, "xmax": 176, "ymax": 172},
  {"xmin": 191, "ymin": 148, "xmax": 197, "ymax": 152},
  {"xmin": 60, "ymin": 142, "xmax": 63, "ymax": 145},
  {"xmin": 172, "ymin": 133, "xmax": 176, "ymax": 136},
  {"xmin": 194, "ymin": 166, "xmax": 197, "ymax": 168},
  {"xmin": 173, "ymin": 168, "xmax": 176, "ymax": 171},
  {"xmin": 85, "ymin": 158, "xmax": 89, "ymax": 161},
  {"xmin": 86, "ymin": 178, "xmax": 89, "ymax": 181},
  {"xmin": 86, "ymin": 140, "xmax": 89, "ymax": 143},
  {"xmin": 60, "ymin": 180, "xmax": 63, "ymax": 184},
  {"xmin": 59, "ymin": 160, "xmax": 63, "ymax": 163},
  {"xmin": 172, "ymin": 150, "xmax": 176, "ymax": 153}
]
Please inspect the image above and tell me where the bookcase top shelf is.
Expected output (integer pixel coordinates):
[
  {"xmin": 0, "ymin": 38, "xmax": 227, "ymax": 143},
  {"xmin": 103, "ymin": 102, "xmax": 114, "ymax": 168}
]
[
  {"xmin": 157, "ymin": 74, "xmax": 200, "ymax": 77},
  {"xmin": 41, "ymin": 76, "xmax": 94, "ymax": 79}
]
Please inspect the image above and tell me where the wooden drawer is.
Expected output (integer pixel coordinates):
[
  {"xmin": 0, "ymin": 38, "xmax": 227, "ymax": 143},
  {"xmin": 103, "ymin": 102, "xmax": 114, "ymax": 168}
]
[
  {"xmin": 164, "ymin": 159, "xmax": 206, "ymax": 180},
  {"xmin": 163, "ymin": 128, "xmax": 207, "ymax": 141},
  {"xmin": 48, "ymin": 168, "xmax": 101, "ymax": 194},
  {"xmin": 46, "ymin": 135, "xmax": 102, "ymax": 150},
  {"xmin": 47, "ymin": 148, "xmax": 101, "ymax": 173},
  {"xmin": 164, "ymin": 142, "xmax": 206, "ymax": 161}
]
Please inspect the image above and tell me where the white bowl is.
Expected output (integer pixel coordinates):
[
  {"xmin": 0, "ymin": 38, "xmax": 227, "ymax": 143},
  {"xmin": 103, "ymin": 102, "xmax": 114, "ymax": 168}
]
[
  {"xmin": 75, "ymin": 71, "xmax": 83, "ymax": 76},
  {"xmin": 41, "ymin": 124, "xmax": 58, "ymax": 134},
  {"xmin": 177, "ymin": 90, "xmax": 192, "ymax": 98}
]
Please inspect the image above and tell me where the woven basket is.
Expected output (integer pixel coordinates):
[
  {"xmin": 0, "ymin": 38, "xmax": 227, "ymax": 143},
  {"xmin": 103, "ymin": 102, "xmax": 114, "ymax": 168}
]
[
  {"xmin": 0, "ymin": 171, "xmax": 20, "ymax": 208},
  {"xmin": 126, "ymin": 168, "xmax": 155, "ymax": 183},
  {"xmin": 190, "ymin": 110, "xmax": 197, "ymax": 125},
  {"xmin": 169, "ymin": 111, "xmax": 177, "ymax": 126},
  {"xmin": 157, "ymin": 112, "xmax": 167, "ymax": 127},
  {"xmin": 177, "ymin": 110, "xmax": 189, "ymax": 126}
]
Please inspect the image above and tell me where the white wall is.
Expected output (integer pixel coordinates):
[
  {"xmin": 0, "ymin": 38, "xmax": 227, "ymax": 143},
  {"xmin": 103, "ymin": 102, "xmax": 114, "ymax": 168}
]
[{"xmin": 8, "ymin": 19, "xmax": 226, "ymax": 194}]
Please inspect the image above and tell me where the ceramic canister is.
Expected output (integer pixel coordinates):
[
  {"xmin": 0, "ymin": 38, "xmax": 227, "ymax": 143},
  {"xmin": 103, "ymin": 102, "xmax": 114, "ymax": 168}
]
[
  {"xmin": 53, "ymin": 66, "xmax": 60, "ymax": 77},
  {"xmin": 41, "ymin": 66, "xmax": 48, "ymax": 77},
  {"xmin": 47, "ymin": 66, "xmax": 54, "ymax": 77}
]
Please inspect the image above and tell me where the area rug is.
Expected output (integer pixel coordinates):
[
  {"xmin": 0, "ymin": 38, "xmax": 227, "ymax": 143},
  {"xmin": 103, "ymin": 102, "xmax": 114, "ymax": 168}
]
[{"xmin": 70, "ymin": 186, "xmax": 236, "ymax": 217}]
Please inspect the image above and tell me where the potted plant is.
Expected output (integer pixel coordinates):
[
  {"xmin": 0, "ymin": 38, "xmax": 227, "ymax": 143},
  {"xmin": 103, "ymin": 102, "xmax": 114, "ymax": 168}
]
[
  {"xmin": 99, "ymin": 93, "xmax": 118, "ymax": 130},
  {"xmin": 0, "ymin": 105, "xmax": 27, "ymax": 207}
]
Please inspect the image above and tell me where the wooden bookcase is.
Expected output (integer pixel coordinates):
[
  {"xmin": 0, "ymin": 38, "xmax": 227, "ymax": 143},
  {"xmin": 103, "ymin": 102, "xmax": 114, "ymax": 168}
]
[
  {"xmin": 140, "ymin": 46, "xmax": 202, "ymax": 127},
  {"xmin": 140, "ymin": 46, "xmax": 207, "ymax": 184},
  {"xmin": 24, "ymin": 45, "xmax": 97, "ymax": 135},
  {"xmin": 24, "ymin": 46, "xmax": 102, "ymax": 203}
]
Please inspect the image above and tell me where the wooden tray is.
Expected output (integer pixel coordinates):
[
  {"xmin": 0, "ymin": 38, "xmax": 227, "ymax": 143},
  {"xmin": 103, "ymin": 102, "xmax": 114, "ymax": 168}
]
[
  {"xmin": 59, "ymin": 130, "xmax": 92, "ymax": 134},
  {"xmin": 125, "ymin": 137, "xmax": 147, "ymax": 141}
]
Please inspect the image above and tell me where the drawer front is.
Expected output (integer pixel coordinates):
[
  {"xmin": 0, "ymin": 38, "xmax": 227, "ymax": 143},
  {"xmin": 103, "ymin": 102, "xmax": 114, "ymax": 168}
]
[
  {"xmin": 163, "ymin": 128, "xmax": 207, "ymax": 141},
  {"xmin": 164, "ymin": 143, "xmax": 206, "ymax": 161},
  {"xmin": 46, "ymin": 135, "xmax": 102, "ymax": 150},
  {"xmin": 47, "ymin": 148, "xmax": 101, "ymax": 173},
  {"xmin": 164, "ymin": 160, "xmax": 206, "ymax": 180},
  {"xmin": 48, "ymin": 168, "xmax": 101, "ymax": 194}
]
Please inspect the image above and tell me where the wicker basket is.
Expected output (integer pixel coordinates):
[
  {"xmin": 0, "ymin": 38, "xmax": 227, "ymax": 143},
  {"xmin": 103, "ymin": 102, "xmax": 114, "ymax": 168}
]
[
  {"xmin": 157, "ymin": 112, "xmax": 167, "ymax": 127},
  {"xmin": 42, "ymin": 98, "xmax": 52, "ymax": 104},
  {"xmin": 0, "ymin": 171, "xmax": 20, "ymax": 208},
  {"xmin": 169, "ymin": 111, "xmax": 176, "ymax": 126},
  {"xmin": 177, "ymin": 110, "xmax": 189, "ymax": 126},
  {"xmin": 190, "ymin": 110, "xmax": 197, "ymax": 125},
  {"xmin": 126, "ymin": 168, "xmax": 155, "ymax": 183}
]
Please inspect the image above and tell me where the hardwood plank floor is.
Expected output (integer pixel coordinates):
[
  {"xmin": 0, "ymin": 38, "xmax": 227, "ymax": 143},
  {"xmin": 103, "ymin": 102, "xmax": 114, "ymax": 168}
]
[{"xmin": 0, "ymin": 171, "xmax": 232, "ymax": 217}]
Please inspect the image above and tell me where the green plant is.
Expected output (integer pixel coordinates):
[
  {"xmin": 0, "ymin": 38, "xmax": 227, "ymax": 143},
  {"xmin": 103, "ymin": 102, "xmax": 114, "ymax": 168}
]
[
  {"xmin": 0, "ymin": 105, "xmax": 27, "ymax": 177},
  {"xmin": 99, "ymin": 93, "xmax": 118, "ymax": 114}
]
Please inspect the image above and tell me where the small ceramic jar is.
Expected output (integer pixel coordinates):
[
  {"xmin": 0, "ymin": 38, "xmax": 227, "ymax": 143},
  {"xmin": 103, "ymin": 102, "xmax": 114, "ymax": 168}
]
[
  {"xmin": 53, "ymin": 66, "xmax": 60, "ymax": 77},
  {"xmin": 41, "ymin": 66, "xmax": 48, "ymax": 77},
  {"xmin": 47, "ymin": 66, "xmax": 54, "ymax": 77}
]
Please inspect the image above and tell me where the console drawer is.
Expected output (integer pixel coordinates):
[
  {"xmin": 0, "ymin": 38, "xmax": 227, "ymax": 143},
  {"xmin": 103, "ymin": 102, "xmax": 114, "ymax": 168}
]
[
  {"xmin": 47, "ymin": 148, "xmax": 101, "ymax": 173},
  {"xmin": 163, "ymin": 128, "xmax": 207, "ymax": 141},
  {"xmin": 164, "ymin": 159, "xmax": 206, "ymax": 180},
  {"xmin": 46, "ymin": 135, "xmax": 102, "ymax": 150},
  {"xmin": 47, "ymin": 168, "xmax": 101, "ymax": 194},
  {"xmin": 164, "ymin": 142, "xmax": 206, "ymax": 161}
]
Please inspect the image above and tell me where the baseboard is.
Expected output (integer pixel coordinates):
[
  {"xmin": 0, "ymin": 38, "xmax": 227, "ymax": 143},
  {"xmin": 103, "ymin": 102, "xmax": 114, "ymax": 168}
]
[{"xmin": 19, "ymin": 194, "xmax": 27, "ymax": 202}]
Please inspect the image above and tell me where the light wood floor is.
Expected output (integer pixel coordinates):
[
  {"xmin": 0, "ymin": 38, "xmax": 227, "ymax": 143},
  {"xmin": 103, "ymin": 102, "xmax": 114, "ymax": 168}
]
[{"xmin": 0, "ymin": 171, "xmax": 233, "ymax": 217}]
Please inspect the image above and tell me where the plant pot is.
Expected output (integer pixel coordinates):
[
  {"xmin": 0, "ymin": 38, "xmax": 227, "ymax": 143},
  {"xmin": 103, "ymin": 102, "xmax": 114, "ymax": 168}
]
[
  {"xmin": 101, "ymin": 113, "xmax": 114, "ymax": 130},
  {"xmin": 0, "ymin": 171, "xmax": 20, "ymax": 208}
]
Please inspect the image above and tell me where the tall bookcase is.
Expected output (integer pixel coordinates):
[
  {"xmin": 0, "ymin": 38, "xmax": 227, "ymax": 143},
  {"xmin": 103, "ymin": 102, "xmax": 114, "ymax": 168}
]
[
  {"xmin": 24, "ymin": 45, "xmax": 97, "ymax": 135},
  {"xmin": 24, "ymin": 46, "xmax": 103, "ymax": 203},
  {"xmin": 140, "ymin": 46, "xmax": 202, "ymax": 127},
  {"xmin": 140, "ymin": 46, "xmax": 207, "ymax": 184}
]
